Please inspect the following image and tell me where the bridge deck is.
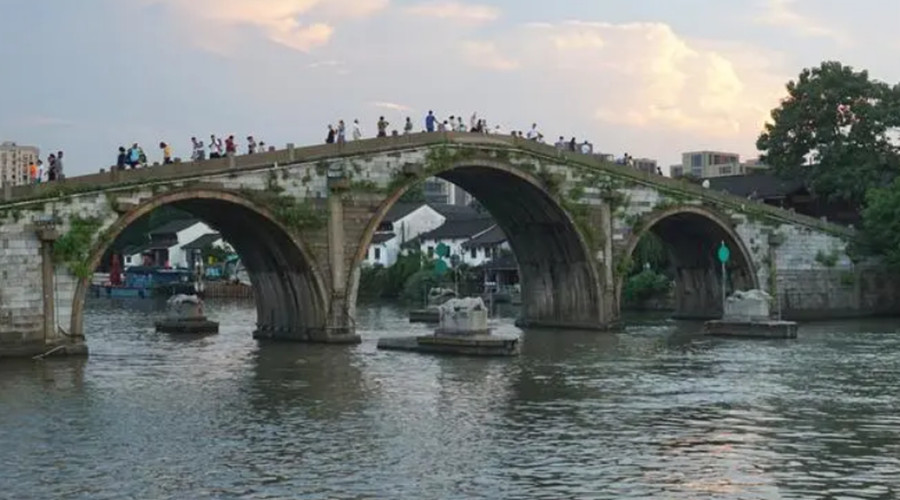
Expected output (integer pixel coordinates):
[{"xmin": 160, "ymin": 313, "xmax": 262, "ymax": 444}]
[{"xmin": 0, "ymin": 132, "xmax": 850, "ymax": 236}]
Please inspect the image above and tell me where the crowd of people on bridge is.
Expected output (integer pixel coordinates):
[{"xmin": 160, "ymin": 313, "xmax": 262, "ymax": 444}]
[
  {"xmin": 30, "ymin": 110, "xmax": 666, "ymax": 180},
  {"xmin": 26, "ymin": 151, "xmax": 65, "ymax": 184}
]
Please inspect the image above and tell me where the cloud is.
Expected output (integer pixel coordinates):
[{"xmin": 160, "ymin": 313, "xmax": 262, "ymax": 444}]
[
  {"xmin": 757, "ymin": 0, "xmax": 849, "ymax": 44},
  {"xmin": 460, "ymin": 41, "xmax": 519, "ymax": 71},
  {"xmin": 458, "ymin": 21, "xmax": 786, "ymax": 138},
  {"xmin": 140, "ymin": 0, "xmax": 389, "ymax": 52},
  {"xmin": 21, "ymin": 115, "xmax": 75, "ymax": 128},
  {"xmin": 405, "ymin": 1, "xmax": 500, "ymax": 24},
  {"xmin": 370, "ymin": 101, "xmax": 413, "ymax": 112}
]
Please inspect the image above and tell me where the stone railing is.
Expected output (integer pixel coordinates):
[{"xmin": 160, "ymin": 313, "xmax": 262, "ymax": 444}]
[{"xmin": 0, "ymin": 132, "xmax": 852, "ymax": 236}]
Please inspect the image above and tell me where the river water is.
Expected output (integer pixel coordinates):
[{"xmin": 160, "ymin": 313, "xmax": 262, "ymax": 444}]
[{"xmin": 2, "ymin": 299, "xmax": 900, "ymax": 499}]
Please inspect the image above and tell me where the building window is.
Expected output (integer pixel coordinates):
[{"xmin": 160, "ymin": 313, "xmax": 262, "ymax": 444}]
[
  {"xmin": 691, "ymin": 154, "xmax": 702, "ymax": 167},
  {"xmin": 427, "ymin": 246, "xmax": 434, "ymax": 257},
  {"xmin": 719, "ymin": 165, "xmax": 733, "ymax": 175},
  {"xmin": 374, "ymin": 247, "xmax": 381, "ymax": 261},
  {"xmin": 470, "ymin": 248, "xmax": 477, "ymax": 259}
]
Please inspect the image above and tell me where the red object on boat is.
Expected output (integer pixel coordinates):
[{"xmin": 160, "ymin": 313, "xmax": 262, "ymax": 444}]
[{"xmin": 109, "ymin": 254, "xmax": 122, "ymax": 286}]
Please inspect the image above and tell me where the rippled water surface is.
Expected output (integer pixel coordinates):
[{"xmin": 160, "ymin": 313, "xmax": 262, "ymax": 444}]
[{"xmin": 2, "ymin": 299, "xmax": 900, "ymax": 499}]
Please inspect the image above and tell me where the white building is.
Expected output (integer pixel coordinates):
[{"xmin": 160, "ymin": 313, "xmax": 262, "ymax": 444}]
[
  {"xmin": 417, "ymin": 215, "xmax": 495, "ymax": 264},
  {"xmin": 123, "ymin": 219, "xmax": 216, "ymax": 268},
  {"xmin": 0, "ymin": 141, "xmax": 40, "ymax": 186},
  {"xmin": 364, "ymin": 203, "xmax": 447, "ymax": 267},
  {"xmin": 460, "ymin": 225, "xmax": 511, "ymax": 267}
]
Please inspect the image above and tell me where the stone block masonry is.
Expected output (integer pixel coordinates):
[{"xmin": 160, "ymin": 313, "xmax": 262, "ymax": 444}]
[{"xmin": 0, "ymin": 132, "xmax": 897, "ymax": 357}]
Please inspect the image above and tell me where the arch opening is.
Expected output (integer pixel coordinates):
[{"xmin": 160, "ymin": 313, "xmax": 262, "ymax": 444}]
[
  {"xmin": 73, "ymin": 191, "xmax": 328, "ymax": 340},
  {"xmin": 351, "ymin": 161, "xmax": 606, "ymax": 330},
  {"xmin": 620, "ymin": 208, "xmax": 758, "ymax": 319}
]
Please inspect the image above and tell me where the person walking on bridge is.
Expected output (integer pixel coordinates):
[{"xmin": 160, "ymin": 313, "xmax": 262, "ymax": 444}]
[
  {"xmin": 377, "ymin": 116, "xmax": 389, "ymax": 138},
  {"xmin": 404, "ymin": 117, "xmax": 413, "ymax": 135},
  {"xmin": 159, "ymin": 142, "xmax": 173, "ymax": 164},
  {"xmin": 337, "ymin": 120, "xmax": 346, "ymax": 144},
  {"xmin": 425, "ymin": 111, "xmax": 436, "ymax": 133},
  {"xmin": 352, "ymin": 119, "xmax": 362, "ymax": 140}
]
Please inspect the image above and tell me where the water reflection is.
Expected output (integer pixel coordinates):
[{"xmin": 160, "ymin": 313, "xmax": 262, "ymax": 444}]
[{"xmin": 0, "ymin": 299, "xmax": 899, "ymax": 498}]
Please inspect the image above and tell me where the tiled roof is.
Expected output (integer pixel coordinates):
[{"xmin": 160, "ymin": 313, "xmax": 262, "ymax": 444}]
[
  {"xmin": 149, "ymin": 218, "xmax": 202, "ymax": 236},
  {"xmin": 418, "ymin": 217, "xmax": 494, "ymax": 241},
  {"xmin": 181, "ymin": 233, "xmax": 222, "ymax": 250},
  {"xmin": 462, "ymin": 225, "xmax": 506, "ymax": 249},
  {"xmin": 383, "ymin": 202, "xmax": 424, "ymax": 222},
  {"xmin": 371, "ymin": 232, "xmax": 396, "ymax": 244},
  {"xmin": 707, "ymin": 173, "xmax": 806, "ymax": 199}
]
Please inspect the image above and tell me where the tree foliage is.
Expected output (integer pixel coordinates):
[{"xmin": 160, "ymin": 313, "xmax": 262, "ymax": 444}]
[
  {"xmin": 757, "ymin": 61, "xmax": 900, "ymax": 208},
  {"xmin": 861, "ymin": 177, "xmax": 900, "ymax": 269}
]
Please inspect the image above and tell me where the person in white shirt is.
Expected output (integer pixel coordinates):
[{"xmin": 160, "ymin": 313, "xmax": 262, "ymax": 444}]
[
  {"xmin": 352, "ymin": 119, "xmax": 362, "ymax": 140},
  {"xmin": 470, "ymin": 112, "xmax": 477, "ymax": 132},
  {"xmin": 191, "ymin": 137, "xmax": 205, "ymax": 161},
  {"xmin": 404, "ymin": 117, "xmax": 413, "ymax": 134},
  {"xmin": 580, "ymin": 141, "xmax": 592, "ymax": 154},
  {"xmin": 209, "ymin": 134, "xmax": 223, "ymax": 158},
  {"xmin": 526, "ymin": 123, "xmax": 538, "ymax": 140}
]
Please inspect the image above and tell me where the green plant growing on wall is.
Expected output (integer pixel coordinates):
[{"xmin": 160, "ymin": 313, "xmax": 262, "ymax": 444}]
[
  {"xmin": 239, "ymin": 189, "xmax": 327, "ymax": 232},
  {"xmin": 815, "ymin": 249, "xmax": 840, "ymax": 267},
  {"xmin": 53, "ymin": 215, "xmax": 103, "ymax": 279},
  {"xmin": 266, "ymin": 170, "xmax": 285, "ymax": 194}
]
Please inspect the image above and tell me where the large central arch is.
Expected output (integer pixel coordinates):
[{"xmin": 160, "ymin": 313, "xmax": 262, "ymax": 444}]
[
  {"xmin": 618, "ymin": 205, "xmax": 759, "ymax": 319},
  {"xmin": 71, "ymin": 189, "xmax": 329, "ymax": 340},
  {"xmin": 350, "ymin": 159, "xmax": 605, "ymax": 329}
]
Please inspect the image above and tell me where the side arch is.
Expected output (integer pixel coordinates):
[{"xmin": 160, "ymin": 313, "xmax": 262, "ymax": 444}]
[
  {"xmin": 71, "ymin": 188, "xmax": 330, "ymax": 339},
  {"xmin": 347, "ymin": 158, "xmax": 607, "ymax": 329},
  {"xmin": 616, "ymin": 205, "xmax": 759, "ymax": 318}
]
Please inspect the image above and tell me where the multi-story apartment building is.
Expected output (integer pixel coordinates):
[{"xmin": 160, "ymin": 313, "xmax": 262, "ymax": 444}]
[
  {"xmin": 682, "ymin": 150, "xmax": 741, "ymax": 178},
  {"xmin": 0, "ymin": 141, "xmax": 40, "ymax": 186},
  {"xmin": 671, "ymin": 151, "xmax": 771, "ymax": 179}
]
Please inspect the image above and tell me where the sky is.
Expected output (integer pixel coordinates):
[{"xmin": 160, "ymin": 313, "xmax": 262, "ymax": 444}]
[{"xmin": 1, "ymin": 0, "xmax": 898, "ymax": 176}]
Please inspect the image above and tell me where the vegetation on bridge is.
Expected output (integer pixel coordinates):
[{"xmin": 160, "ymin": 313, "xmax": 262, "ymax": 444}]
[
  {"xmin": 757, "ymin": 60, "xmax": 900, "ymax": 267},
  {"xmin": 53, "ymin": 216, "xmax": 104, "ymax": 279}
]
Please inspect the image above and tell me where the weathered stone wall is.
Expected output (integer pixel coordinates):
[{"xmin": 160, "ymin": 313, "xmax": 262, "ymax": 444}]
[{"xmin": 1, "ymin": 133, "xmax": 898, "ymax": 356}]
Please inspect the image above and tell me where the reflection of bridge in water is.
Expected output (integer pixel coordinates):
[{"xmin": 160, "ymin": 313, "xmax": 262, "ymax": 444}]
[{"xmin": 0, "ymin": 132, "xmax": 875, "ymax": 357}]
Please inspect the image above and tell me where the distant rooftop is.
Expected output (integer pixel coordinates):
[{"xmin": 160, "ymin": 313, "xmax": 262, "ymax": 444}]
[{"xmin": 149, "ymin": 218, "xmax": 202, "ymax": 236}]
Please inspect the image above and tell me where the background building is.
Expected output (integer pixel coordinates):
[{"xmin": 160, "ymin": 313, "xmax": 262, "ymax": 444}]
[
  {"xmin": 423, "ymin": 177, "xmax": 472, "ymax": 206},
  {"xmin": 632, "ymin": 158, "xmax": 658, "ymax": 174},
  {"xmin": 0, "ymin": 141, "xmax": 39, "ymax": 186},
  {"xmin": 682, "ymin": 150, "xmax": 741, "ymax": 178}
]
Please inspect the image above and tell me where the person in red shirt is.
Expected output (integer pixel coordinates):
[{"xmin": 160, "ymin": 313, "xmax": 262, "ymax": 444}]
[{"xmin": 225, "ymin": 135, "xmax": 236, "ymax": 156}]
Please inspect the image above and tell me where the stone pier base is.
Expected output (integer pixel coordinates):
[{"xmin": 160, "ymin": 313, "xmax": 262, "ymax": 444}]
[
  {"xmin": 253, "ymin": 326, "xmax": 361, "ymax": 344},
  {"xmin": 0, "ymin": 338, "xmax": 89, "ymax": 359}
]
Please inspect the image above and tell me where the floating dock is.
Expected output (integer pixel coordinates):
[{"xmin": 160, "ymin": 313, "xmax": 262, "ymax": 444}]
[
  {"xmin": 704, "ymin": 319, "xmax": 798, "ymax": 339},
  {"xmin": 155, "ymin": 316, "xmax": 219, "ymax": 334},
  {"xmin": 377, "ymin": 333, "xmax": 519, "ymax": 357}
]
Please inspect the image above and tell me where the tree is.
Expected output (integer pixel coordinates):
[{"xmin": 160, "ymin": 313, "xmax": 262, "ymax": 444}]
[
  {"xmin": 757, "ymin": 61, "xmax": 900, "ymax": 208},
  {"xmin": 861, "ymin": 177, "xmax": 900, "ymax": 269}
]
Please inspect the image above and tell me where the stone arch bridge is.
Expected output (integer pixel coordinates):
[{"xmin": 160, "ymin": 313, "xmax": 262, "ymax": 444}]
[{"xmin": 0, "ymin": 133, "xmax": 868, "ymax": 356}]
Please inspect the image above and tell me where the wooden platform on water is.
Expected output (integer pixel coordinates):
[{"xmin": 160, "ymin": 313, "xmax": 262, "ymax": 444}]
[
  {"xmin": 378, "ymin": 334, "xmax": 520, "ymax": 357},
  {"xmin": 704, "ymin": 319, "xmax": 798, "ymax": 339}
]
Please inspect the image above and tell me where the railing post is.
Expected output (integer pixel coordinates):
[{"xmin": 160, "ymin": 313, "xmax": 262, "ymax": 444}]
[
  {"xmin": 287, "ymin": 143, "xmax": 295, "ymax": 162},
  {"xmin": 228, "ymin": 154, "xmax": 236, "ymax": 169}
]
